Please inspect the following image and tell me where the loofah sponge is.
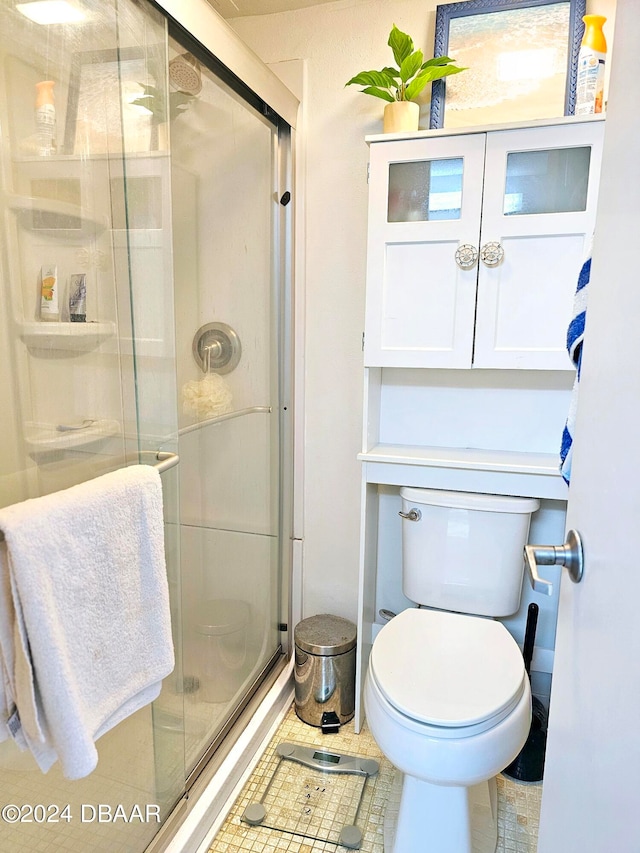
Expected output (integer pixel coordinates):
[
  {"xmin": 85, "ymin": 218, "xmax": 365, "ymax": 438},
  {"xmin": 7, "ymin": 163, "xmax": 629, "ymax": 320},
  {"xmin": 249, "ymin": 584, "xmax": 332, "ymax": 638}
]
[{"xmin": 182, "ymin": 374, "xmax": 233, "ymax": 420}]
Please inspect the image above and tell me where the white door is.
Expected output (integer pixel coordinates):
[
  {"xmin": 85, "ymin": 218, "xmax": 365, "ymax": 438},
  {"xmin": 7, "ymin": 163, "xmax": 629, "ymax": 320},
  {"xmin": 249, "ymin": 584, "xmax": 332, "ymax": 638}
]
[
  {"xmin": 364, "ymin": 134, "xmax": 485, "ymax": 368},
  {"xmin": 538, "ymin": 2, "xmax": 640, "ymax": 849}
]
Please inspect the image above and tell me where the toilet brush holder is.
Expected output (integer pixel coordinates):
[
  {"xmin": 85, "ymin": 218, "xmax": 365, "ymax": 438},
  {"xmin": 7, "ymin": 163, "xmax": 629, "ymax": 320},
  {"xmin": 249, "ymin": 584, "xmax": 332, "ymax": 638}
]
[{"xmin": 503, "ymin": 603, "xmax": 547, "ymax": 782}]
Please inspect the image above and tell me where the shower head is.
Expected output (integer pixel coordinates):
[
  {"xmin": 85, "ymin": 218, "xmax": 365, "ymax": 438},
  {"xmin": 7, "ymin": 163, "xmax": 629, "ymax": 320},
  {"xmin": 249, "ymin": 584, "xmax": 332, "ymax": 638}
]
[{"xmin": 169, "ymin": 53, "xmax": 202, "ymax": 95}]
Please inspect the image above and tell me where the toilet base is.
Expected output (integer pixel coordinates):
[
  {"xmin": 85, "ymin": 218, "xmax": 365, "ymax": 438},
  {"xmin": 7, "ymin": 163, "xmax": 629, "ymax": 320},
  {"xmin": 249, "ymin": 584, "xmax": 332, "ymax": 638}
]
[{"xmin": 384, "ymin": 773, "xmax": 498, "ymax": 853}]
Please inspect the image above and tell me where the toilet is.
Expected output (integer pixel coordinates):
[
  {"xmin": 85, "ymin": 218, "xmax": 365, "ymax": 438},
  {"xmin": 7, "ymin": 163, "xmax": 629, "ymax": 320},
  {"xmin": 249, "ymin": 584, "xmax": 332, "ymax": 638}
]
[
  {"xmin": 364, "ymin": 487, "xmax": 540, "ymax": 853},
  {"xmin": 195, "ymin": 599, "xmax": 250, "ymax": 703}
]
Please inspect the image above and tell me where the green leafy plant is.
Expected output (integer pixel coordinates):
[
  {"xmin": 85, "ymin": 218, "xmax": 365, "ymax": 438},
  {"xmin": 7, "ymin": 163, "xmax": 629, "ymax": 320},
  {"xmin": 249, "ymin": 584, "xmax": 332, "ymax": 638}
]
[
  {"xmin": 131, "ymin": 85, "xmax": 194, "ymax": 122},
  {"xmin": 346, "ymin": 24, "xmax": 465, "ymax": 103}
]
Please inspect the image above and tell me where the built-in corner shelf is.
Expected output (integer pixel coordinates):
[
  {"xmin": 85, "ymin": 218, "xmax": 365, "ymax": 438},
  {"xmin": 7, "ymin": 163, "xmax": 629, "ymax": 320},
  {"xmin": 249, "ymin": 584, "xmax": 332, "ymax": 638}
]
[
  {"xmin": 3, "ymin": 192, "xmax": 106, "ymax": 234},
  {"xmin": 358, "ymin": 444, "xmax": 567, "ymax": 500},
  {"xmin": 19, "ymin": 322, "xmax": 116, "ymax": 354},
  {"xmin": 24, "ymin": 419, "xmax": 121, "ymax": 457}
]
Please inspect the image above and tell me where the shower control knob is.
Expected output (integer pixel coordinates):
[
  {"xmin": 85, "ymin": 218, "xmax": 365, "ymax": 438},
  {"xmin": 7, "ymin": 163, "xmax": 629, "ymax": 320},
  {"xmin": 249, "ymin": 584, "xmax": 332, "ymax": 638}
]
[{"xmin": 398, "ymin": 508, "xmax": 421, "ymax": 522}]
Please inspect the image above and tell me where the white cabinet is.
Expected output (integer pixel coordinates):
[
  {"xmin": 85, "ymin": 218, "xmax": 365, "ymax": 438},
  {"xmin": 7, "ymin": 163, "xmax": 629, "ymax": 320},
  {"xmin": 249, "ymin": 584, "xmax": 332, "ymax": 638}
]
[
  {"xmin": 364, "ymin": 119, "xmax": 604, "ymax": 370},
  {"xmin": 354, "ymin": 118, "xmax": 605, "ymax": 732}
]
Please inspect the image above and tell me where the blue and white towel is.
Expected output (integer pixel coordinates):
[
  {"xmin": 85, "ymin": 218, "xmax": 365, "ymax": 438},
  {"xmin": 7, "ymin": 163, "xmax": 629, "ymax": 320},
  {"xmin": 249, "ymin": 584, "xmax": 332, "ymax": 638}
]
[{"xmin": 560, "ymin": 256, "xmax": 591, "ymax": 484}]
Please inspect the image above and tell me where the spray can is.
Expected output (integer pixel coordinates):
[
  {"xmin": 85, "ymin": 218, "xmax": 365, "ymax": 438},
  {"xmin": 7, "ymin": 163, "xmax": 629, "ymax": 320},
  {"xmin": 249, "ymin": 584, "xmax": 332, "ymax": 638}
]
[
  {"xmin": 575, "ymin": 15, "xmax": 607, "ymax": 115},
  {"xmin": 35, "ymin": 80, "xmax": 56, "ymax": 155}
]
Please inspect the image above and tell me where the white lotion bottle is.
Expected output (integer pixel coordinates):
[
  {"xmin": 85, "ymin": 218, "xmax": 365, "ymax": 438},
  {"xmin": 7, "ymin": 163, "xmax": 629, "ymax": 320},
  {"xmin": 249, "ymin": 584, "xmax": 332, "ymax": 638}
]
[{"xmin": 40, "ymin": 264, "xmax": 59, "ymax": 321}]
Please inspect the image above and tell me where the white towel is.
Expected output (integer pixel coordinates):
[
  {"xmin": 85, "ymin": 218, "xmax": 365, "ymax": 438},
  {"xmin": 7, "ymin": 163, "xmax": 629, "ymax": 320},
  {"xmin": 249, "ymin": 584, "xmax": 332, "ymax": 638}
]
[{"xmin": 0, "ymin": 465, "xmax": 174, "ymax": 779}]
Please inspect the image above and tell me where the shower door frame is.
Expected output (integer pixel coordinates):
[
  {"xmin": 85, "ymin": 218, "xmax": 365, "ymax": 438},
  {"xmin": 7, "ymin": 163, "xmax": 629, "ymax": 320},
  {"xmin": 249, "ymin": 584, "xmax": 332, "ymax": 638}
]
[{"xmin": 160, "ymin": 3, "xmax": 297, "ymax": 795}]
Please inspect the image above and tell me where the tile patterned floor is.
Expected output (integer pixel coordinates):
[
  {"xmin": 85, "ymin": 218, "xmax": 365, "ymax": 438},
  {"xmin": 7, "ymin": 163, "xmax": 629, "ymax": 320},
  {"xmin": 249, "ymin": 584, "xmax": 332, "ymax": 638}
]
[{"xmin": 209, "ymin": 704, "xmax": 542, "ymax": 853}]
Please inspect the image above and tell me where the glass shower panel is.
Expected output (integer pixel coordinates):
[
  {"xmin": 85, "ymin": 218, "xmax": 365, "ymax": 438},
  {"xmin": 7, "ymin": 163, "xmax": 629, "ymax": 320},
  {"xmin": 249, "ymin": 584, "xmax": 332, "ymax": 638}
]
[
  {"xmin": 169, "ymin": 33, "xmax": 282, "ymax": 777},
  {"xmin": 0, "ymin": 1, "xmax": 184, "ymax": 850}
]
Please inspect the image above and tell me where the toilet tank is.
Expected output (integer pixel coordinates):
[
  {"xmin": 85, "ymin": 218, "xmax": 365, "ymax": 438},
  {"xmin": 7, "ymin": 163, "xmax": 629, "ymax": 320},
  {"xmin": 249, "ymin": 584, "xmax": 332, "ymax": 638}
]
[{"xmin": 399, "ymin": 487, "xmax": 540, "ymax": 617}]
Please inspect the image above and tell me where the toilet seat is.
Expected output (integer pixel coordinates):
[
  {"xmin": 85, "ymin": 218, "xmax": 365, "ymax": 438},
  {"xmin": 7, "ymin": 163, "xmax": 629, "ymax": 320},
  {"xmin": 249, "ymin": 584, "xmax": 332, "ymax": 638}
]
[{"xmin": 369, "ymin": 608, "xmax": 526, "ymax": 731}]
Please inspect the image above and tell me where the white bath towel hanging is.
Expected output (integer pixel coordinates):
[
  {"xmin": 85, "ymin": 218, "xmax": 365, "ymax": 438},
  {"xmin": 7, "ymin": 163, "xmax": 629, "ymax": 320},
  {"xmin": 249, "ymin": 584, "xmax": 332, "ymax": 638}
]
[{"xmin": 0, "ymin": 465, "xmax": 174, "ymax": 779}]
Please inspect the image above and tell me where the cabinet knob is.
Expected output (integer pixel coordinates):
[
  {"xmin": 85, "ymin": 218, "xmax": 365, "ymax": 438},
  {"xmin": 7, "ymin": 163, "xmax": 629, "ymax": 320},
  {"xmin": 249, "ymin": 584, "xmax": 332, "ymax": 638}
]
[
  {"xmin": 480, "ymin": 241, "xmax": 505, "ymax": 267},
  {"xmin": 454, "ymin": 244, "xmax": 478, "ymax": 270}
]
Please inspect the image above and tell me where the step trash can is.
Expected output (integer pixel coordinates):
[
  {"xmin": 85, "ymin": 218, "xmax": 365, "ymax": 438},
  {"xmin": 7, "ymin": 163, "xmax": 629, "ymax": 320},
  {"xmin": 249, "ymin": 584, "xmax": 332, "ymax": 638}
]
[{"xmin": 294, "ymin": 614, "xmax": 356, "ymax": 729}]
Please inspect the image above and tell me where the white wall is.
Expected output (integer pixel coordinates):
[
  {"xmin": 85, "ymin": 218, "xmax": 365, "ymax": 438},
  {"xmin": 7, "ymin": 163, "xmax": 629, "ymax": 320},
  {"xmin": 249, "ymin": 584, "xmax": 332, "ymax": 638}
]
[{"xmin": 230, "ymin": 0, "xmax": 617, "ymax": 625}]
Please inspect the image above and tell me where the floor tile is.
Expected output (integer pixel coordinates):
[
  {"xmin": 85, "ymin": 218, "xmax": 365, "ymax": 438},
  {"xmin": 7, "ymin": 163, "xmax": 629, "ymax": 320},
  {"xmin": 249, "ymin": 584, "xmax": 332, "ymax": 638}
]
[{"xmin": 209, "ymin": 705, "xmax": 542, "ymax": 852}]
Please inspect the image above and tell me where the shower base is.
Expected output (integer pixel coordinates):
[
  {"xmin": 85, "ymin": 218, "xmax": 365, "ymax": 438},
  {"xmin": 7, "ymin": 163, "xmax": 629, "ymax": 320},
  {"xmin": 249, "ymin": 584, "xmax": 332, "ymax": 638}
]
[{"xmin": 241, "ymin": 741, "xmax": 379, "ymax": 849}]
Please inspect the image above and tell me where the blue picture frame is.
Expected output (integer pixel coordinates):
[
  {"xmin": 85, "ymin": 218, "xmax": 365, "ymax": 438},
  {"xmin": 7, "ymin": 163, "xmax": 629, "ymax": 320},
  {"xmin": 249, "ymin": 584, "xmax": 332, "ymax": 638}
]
[{"xmin": 430, "ymin": 0, "xmax": 586, "ymax": 129}]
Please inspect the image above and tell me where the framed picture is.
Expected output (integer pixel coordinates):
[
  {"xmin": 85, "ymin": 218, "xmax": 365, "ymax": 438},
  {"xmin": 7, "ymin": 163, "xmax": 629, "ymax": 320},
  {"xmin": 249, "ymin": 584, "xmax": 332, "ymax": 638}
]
[
  {"xmin": 430, "ymin": 0, "xmax": 586, "ymax": 129},
  {"xmin": 64, "ymin": 47, "xmax": 161, "ymax": 155}
]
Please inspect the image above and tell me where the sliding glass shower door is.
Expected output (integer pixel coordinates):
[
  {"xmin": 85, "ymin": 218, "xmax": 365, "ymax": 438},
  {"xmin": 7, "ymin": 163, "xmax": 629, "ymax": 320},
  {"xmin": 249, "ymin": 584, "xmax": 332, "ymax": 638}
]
[
  {"xmin": 166, "ymin": 30, "xmax": 287, "ymax": 779},
  {"xmin": 0, "ymin": 0, "xmax": 290, "ymax": 848},
  {"xmin": 0, "ymin": 0, "xmax": 186, "ymax": 851}
]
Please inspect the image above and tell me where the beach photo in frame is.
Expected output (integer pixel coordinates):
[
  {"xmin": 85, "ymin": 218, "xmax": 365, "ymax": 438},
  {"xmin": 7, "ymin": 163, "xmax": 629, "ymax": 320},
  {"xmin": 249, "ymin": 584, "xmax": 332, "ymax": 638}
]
[
  {"xmin": 430, "ymin": 0, "xmax": 586, "ymax": 129},
  {"xmin": 64, "ymin": 47, "xmax": 161, "ymax": 155}
]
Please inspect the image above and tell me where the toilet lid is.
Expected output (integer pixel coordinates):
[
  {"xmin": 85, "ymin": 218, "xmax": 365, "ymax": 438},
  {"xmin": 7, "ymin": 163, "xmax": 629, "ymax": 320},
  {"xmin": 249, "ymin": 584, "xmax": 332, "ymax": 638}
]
[{"xmin": 369, "ymin": 608, "xmax": 526, "ymax": 728}]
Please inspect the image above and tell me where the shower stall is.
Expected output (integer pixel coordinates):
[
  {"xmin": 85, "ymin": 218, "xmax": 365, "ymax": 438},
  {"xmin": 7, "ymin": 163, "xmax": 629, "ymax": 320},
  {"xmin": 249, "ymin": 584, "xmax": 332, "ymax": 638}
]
[{"xmin": 0, "ymin": 0, "xmax": 296, "ymax": 849}]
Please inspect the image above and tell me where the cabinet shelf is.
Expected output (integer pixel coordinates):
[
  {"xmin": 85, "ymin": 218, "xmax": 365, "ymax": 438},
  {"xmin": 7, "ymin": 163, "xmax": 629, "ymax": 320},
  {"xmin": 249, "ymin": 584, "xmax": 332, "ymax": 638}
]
[
  {"xmin": 358, "ymin": 444, "xmax": 566, "ymax": 500},
  {"xmin": 358, "ymin": 443, "xmax": 560, "ymax": 474},
  {"xmin": 19, "ymin": 321, "xmax": 116, "ymax": 354},
  {"xmin": 25, "ymin": 419, "xmax": 121, "ymax": 456}
]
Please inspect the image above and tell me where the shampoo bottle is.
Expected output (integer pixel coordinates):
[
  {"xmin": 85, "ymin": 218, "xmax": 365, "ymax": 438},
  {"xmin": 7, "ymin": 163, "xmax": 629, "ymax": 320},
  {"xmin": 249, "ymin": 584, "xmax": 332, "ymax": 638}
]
[
  {"xmin": 575, "ymin": 15, "xmax": 607, "ymax": 115},
  {"xmin": 35, "ymin": 80, "xmax": 56, "ymax": 156}
]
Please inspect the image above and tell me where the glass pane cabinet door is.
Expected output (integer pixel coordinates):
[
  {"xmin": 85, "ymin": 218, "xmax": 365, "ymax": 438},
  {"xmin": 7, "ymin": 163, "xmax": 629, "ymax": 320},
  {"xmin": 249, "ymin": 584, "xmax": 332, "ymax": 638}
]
[
  {"xmin": 364, "ymin": 134, "xmax": 486, "ymax": 368},
  {"xmin": 503, "ymin": 146, "xmax": 592, "ymax": 216},
  {"xmin": 388, "ymin": 158, "xmax": 463, "ymax": 222},
  {"xmin": 474, "ymin": 122, "xmax": 605, "ymax": 370}
]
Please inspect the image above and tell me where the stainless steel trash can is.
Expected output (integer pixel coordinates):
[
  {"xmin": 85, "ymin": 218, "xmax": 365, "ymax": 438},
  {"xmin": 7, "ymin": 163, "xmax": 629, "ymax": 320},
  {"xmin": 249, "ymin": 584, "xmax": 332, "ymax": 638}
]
[{"xmin": 294, "ymin": 614, "xmax": 356, "ymax": 727}]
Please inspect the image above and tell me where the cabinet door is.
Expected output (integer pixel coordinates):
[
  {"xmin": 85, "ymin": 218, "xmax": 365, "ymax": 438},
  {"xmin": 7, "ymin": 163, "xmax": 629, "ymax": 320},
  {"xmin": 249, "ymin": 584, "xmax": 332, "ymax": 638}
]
[
  {"xmin": 473, "ymin": 122, "xmax": 604, "ymax": 369},
  {"xmin": 364, "ymin": 134, "xmax": 486, "ymax": 368}
]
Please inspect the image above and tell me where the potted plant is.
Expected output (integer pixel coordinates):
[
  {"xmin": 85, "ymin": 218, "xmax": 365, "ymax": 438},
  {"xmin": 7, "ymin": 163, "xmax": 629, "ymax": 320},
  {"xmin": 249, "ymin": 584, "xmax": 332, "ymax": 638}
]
[
  {"xmin": 346, "ymin": 25, "xmax": 465, "ymax": 133},
  {"xmin": 131, "ymin": 85, "xmax": 195, "ymax": 150}
]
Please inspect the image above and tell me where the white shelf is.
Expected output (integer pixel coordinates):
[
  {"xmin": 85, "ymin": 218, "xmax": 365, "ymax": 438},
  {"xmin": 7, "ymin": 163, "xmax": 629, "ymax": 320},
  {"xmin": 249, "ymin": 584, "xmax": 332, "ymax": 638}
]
[
  {"xmin": 358, "ymin": 444, "xmax": 566, "ymax": 500},
  {"xmin": 365, "ymin": 114, "xmax": 606, "ymax": 145},
  {"xmin": 19, "ymin": 322, "xmax": 116, "ymax": 354},
  {"xmin": 358, "ymin": 444, "xmax": 560, "ymax": 474},
  {"xmin": 3, "ymin": 192, "xmax": 106, "ymax": 233},
  {"xmin": 25, "ymin": 419, "xmax": 121, "ymax": 456}
]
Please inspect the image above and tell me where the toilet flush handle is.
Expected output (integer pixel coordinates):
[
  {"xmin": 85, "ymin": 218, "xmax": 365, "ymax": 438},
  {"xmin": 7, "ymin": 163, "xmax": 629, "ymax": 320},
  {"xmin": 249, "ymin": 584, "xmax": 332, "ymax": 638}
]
[
  {"xmin": 524, "ymin": 529, "xmax": 584, "ymax": 596},
  {"xmin": 398, "ymin": 508, "xmax": 421, "ymax": 522}
]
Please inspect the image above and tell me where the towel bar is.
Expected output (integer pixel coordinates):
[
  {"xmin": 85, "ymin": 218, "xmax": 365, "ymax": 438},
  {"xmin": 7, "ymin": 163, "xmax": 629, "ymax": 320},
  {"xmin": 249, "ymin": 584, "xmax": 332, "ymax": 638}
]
[
  {"xmin": 149, "ymin": 451, "xmax": 180, "ymax": 473},
  {"xmin": 0, "ymin": 451, "xmax": 180, "ymax": 542},
  {"xmin": 178, "ymin": 406, "xmax": 272, "ymax": 437}
]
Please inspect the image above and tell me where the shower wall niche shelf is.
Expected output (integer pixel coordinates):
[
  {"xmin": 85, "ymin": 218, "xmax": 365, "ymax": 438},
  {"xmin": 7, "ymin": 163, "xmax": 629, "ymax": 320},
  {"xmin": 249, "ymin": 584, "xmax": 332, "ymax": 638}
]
[
  {"xmin": 4, "ymin": 192, "xmax": 106, "ymax": 235},
  {"xmin": 19, "ymin": 321, "xmax": 116, "ymax": 354},
  {"xmin": 24, "ymin": 419, "xmax": 121, "ymax": 457}
]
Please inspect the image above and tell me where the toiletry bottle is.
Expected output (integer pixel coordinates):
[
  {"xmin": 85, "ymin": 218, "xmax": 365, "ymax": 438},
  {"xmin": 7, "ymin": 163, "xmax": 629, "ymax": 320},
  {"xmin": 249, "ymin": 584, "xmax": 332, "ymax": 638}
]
[
  {"xmin": 575, "ymin": 16, "xmax": 607, "ymax": 115},
  {"xmin": 40, "ymin": 264, "xmax": 59, "ymax": 321},
  {"xmin": 35, "ymin": 81, "xmax": 56, "ymax": 156},
  {"xmin": 68, "ymin": 274, "xmax": 87, "ymax": 322}
]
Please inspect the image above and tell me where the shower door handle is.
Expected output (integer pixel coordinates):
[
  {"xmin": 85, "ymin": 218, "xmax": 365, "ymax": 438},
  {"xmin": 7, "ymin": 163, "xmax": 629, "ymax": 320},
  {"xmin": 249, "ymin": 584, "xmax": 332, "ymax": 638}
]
[{"xmin": 525, "ymin": 529, "xmax": 584, "ymax": 596}]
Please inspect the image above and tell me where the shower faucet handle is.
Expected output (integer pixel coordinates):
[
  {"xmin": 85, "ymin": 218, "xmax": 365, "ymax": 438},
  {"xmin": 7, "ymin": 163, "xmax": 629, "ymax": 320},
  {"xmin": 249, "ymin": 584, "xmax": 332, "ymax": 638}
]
[{"xmin": 525, "ymin": 529, "xmax": 584, "ymax": 596}]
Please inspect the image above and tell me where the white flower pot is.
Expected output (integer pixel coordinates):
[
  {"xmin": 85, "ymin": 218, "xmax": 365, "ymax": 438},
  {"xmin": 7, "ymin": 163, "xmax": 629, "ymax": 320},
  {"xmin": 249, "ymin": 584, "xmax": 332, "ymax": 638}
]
[{"xmin": 383, "ymin": 101, "xmax": 420, "ymax": 133}]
